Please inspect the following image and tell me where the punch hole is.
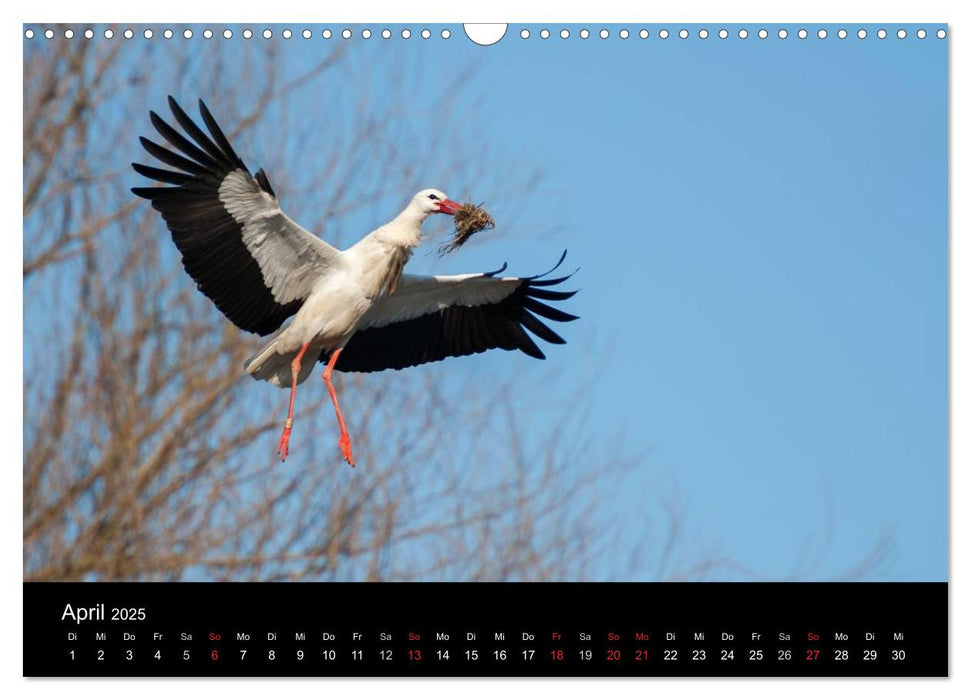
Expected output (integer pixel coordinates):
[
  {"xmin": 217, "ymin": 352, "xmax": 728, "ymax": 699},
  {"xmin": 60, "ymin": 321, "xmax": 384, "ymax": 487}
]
[
  {"xmin": 463, "ymin": 24, "xmax": 507, "ymax": 46},
  {"xmin": 778, "ymin": 29, "xmax": 788, "ymax": 39},
  {"xmin": 817, "ymin": 29, "xmax": 827, "ymax": 39},
  {"xmin": 421, "ymin": 29, "xmax": 430, "ymax": 39},
  {"xmin": 520, "ymin": 29, "xmax": 529, "ymax": 39},
  {"xmin": 282, "ymin": 29, "xmax": 292, "ymax": 39},
  {"xmin": 124, "ymin": 29, "xmax": 134, "ymax": 39},
  {"xmin": 877, "ymin": 29, "xmax": 887, "ymax": 39},
  {"xmin": 24, "ymin": 28, "xmax": 34, "ymax": 39},
  {"xmin": 659, "ymin": 29, "xmax": 669, "ymax": 39},
  {"xmin": 362, "ymin": 29, "xmax": 372, "ymax": 39},
  {"xmin": 738, "ymin": 29, "xmax": 748, "ymax": 39},
  {"xmin": 342, "ymin": 29, "xmax": 352, "ymax": 39},
  {"xmin": 897, "ymin": 29, "xmax": 907, "ymax": 39},
  {"xmin": 540, "ymin": 29, "xmax": 550, "ymax": 39},
  {"xmin": 322, "ymin": 29, "xmax": 332, "ymax": 39},
  {"xmin": 699, "ymin": 29, "xmax": 709, "ymax": 39},
  {"xmin": 758, "ymin": 29, "xmax": 768, "ymax": 39},
  {"xmin": 242, "ymin": 29, "xmax": 253, "ymax": 39},
  {"xmin": 441, "ymin": 29, "xmax": 451, "ymax": 39},
  {"xmin": 164, "ymin": 29, "xmax": 173, "ymax": 39},
  {"xmin": 203, "ymin": 29, "xmax": 213, "ymax": 39},
  {"xmin": 798, "ymin": 29, "xmax": 808, "ymax": 39},
  {"xmin": 858, "ymin": 29, "xmax": 867, "ymax": 39},
  {"xmin": 838, "ymin": 29, "xmax": 847, "ymax": 39},
  {"xmin": 401, "ymin": 29, "xmax": 411, "ymax": 39},
  {"xmin": 104, "ymin": 29, "xmax": 114, "ymax": 38},
  {"xmin": 143, "ymin": 29, "xmax": 152, "ymax": 39},
  {"xmin": 65, "ymin": 29, "xmax": 74, "ymax": 39},
  {"xmin": 263, "ymin": 29, "xmax": 273, "ymax": 39},
  {"xmin": 45, "ymin": 28, "xmax": 54, "ymax": 39},
  {"xmin": 84, "ymin": 29, "xmax": 94, "ymax": 39},
  {"xmin": 580, "ymin": 29, "xmax": 590, "ymax": 39},
  {"xmin": 718, "ymin": 29, "xmax": 728, "ymax": 39},
  {"xmin": 639, "ymin": 29, "xmax": 648, "ymax": 39},
  {"xmin": 937, "ymin": 29, "xmax": 946, "ymax": 39},
  {"xmin": 302, "ymin": 29, "xmax": 312, "ymax": 39},
  {"xmin": 600, "ymin": 29, "xmax": 609, "ymax": 39},
  {"xmin": 382, "ymin": 29, "xmax": 391, "ymax": 39},
  {"xmin": 184, "ymin": 29, "xmax": 193, "ymax": 39},
  {"xmin": 560, "ymin": 29, "xmax": 569, "ymax": 39},
  {"xmin": 917, "ymin": 29, "xmax": 926, "ymax": 39},
  {"xmin": 223, "ymin": 29, "xmax": 232, "ymax": 39},
  {"xmin": 619, "ymin": 29, "xmax": 629, "ymax": 39}
]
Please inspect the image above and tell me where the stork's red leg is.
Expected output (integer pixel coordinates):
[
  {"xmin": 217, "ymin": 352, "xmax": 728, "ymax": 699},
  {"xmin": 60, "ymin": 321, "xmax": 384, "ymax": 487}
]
[
  {"xmin": 322, "ymin": 348, "xmax": 354, "ymax": 467},
  {"xmin": 276, "ymin": 341, "xmax": 311, "ymax": 462}
]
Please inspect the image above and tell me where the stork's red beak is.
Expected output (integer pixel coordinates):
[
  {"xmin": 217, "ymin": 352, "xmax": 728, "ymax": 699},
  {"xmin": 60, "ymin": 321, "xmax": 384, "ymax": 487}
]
[{"xmin": 437, "ymin": 199, "xmax": 462, "ymax": 215}]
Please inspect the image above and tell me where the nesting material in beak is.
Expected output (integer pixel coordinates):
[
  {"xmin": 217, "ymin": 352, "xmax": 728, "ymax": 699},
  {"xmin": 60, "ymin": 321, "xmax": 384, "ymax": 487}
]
[{"xmin": 438, "ymin": 202, "xmax": 496, "ymax": 256}]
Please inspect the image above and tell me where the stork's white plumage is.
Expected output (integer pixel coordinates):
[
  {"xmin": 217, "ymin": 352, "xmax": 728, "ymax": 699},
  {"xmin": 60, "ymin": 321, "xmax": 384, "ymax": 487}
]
[{"xmin": 133, "ymin": 97, "xmax": 577, "ymax": 466}]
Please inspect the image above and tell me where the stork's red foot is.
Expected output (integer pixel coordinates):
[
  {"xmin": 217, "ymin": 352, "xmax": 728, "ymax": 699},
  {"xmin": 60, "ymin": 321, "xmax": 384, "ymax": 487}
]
[
  {"xmin": 276, "ymin": 420, "xmax": 293, "ymax": 461},
  {"xmin": 339, "ymin": 431, "xmax": 355, "ymax": 467}
]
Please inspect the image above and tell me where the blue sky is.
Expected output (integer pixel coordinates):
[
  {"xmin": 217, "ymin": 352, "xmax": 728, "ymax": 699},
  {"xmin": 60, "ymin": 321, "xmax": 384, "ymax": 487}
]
[
  {"xmin": 344, "ymin": 23, "xmax": 947, "ymax": 580},
  {"xmin": 24, "ymin": 23, "xmax": 947, "ymax": 581}
]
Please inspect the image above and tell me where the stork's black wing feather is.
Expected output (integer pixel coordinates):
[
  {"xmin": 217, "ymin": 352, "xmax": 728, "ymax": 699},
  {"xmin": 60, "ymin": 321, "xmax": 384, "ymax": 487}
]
[
  {"xmin": 324, "ymin": 255, "xmax": 578, "ymax": 373},
  {"xmin": 132, "ymin": 96, "xmax": 339, "ymax": 336}
]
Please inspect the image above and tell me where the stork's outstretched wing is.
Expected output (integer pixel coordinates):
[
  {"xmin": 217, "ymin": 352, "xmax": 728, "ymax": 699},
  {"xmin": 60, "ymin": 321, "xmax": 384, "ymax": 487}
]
[
  {"xmin": 326, "ymin": 253, "xmax": 578, "ymax": 373},
  {"xmin": 132, "ymin": 96, "xmax": 341, "ymax": 336}
]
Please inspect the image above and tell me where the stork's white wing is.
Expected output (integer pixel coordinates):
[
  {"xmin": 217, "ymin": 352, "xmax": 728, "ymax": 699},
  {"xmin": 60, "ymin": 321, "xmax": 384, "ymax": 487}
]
[
  {"xmin": 133, "ymin": 96, "xmax": 341, "ymax": 336},
  {"xmin": 325, "ymin": 255, "xmax": 578, "ymax": 373}
]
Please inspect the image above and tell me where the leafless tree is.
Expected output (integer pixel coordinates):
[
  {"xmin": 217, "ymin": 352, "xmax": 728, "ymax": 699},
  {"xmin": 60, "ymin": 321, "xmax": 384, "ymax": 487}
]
[
  {"xmin": 22, "ymin": 26, "xmax": 891, "ymax": 584},
  {"xmin": 22, "ymin": 25, "xmax": 630, "ymax": 583}
]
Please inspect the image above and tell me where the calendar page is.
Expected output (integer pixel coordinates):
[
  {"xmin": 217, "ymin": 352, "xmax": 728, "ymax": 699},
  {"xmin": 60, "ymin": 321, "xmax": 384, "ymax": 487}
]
[{"xmin": 22, "ymin": 20, "xmax": 948, "ymax": 678}]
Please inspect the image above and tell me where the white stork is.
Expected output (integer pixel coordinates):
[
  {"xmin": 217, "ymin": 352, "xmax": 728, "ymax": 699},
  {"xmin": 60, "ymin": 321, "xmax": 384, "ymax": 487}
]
[{"xmin": 132, "ymin": 97, "xmax": 577, "ymax": 466}]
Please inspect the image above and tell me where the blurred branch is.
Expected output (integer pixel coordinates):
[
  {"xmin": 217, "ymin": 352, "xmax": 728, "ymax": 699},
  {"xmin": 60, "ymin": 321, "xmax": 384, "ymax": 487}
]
[{"xmin": 22, "ymin": 29, "xmax": 621, "ymax": 584}]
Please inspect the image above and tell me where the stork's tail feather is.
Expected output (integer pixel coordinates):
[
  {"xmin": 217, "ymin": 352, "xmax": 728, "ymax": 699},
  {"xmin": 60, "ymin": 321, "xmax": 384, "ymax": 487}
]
[{"xmin": 245, "ymin": 338, "xmax": 321, "ymax": 387}]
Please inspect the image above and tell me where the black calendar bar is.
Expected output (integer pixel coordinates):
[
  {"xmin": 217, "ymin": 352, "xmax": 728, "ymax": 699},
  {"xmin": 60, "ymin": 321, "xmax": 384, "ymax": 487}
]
[{"xmin": 24, "ymin": 582, "xmax": 946, "ymax": 677}]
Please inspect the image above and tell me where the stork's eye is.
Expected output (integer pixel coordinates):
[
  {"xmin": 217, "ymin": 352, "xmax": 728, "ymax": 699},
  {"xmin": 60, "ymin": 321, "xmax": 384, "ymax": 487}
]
[{"xmin": 428, "ymin": 193, "xmax": 439, "ymax": 200}]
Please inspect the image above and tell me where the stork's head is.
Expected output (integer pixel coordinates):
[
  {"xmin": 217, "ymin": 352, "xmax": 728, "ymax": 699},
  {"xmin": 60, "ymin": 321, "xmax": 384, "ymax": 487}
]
[{"xmin": 413, "ymin": 188, "xmax": 462, "ymax": 217}]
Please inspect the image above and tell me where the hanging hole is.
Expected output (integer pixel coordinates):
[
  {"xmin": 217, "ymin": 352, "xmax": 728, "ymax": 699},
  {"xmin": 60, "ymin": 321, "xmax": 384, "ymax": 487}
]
[{"xmin": 463, "ymin": 23, "xmax": 506, "ymax": 45}]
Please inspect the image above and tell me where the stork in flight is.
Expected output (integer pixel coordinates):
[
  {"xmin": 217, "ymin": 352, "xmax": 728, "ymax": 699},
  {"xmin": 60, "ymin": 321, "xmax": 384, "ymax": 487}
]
[{"xmin": 132, "ymin": 97, "xmax": 577, "ymax": 466}]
